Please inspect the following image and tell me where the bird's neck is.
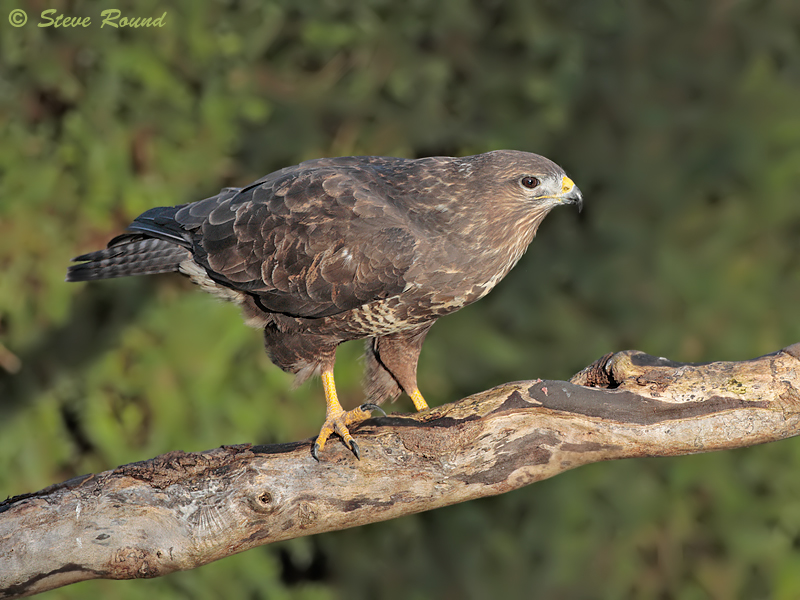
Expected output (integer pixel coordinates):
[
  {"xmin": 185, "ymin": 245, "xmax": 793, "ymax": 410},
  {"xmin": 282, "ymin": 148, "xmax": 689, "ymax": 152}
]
[{"xmin": 482, "ymin": 206, "xmax": 552, "ymax": 289}]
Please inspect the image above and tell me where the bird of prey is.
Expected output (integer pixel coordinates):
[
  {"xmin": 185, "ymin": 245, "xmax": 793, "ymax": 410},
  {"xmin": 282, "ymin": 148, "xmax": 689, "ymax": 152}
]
[{"xmin": 67, "ymin": 150, "xmax": 583, "ymax": 459}]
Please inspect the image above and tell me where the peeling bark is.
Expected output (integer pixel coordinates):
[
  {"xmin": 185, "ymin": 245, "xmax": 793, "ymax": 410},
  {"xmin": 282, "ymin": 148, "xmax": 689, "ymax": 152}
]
[{"xmin": 2, "ymin": 343, "xmax": 800, "ymax": 598}]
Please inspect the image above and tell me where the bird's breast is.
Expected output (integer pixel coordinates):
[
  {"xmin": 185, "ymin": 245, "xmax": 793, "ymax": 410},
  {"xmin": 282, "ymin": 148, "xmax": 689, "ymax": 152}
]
[{"xmin": 338, "ymin": 297, "xmax": 429, "ymax": 335}]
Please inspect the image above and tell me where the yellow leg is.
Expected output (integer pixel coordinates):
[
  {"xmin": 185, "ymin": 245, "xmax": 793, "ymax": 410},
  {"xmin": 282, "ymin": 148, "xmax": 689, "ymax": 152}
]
[
  {"xmin": 322, "ymin": 370, "xmax": 340, "ymax": 409},
  {"xmin": 409, "ymin": 388, "xmax": 429, "ymax": 412},
  {"xmin": 315, "ymin": 370, "xmax": 353, "ymax": 452},
  {"xmin": 312, "ymin": 369, "xmax": 385, "ymax": 460}
]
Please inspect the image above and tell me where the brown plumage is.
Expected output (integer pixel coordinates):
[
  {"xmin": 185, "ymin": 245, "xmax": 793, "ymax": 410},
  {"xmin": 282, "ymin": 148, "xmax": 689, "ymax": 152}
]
[{"xmin": 67, "ymin": 150, "xmax": 583, "ymax": 459}]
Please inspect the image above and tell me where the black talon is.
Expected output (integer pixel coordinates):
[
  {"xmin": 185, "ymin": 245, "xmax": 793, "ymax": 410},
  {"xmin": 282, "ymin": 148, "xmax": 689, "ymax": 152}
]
[
  {"xmin": 311, "ymin": 442, "xmax": 320, "ymax": 462},
  {"xmin": 360, "ymin": 403, "xmax": 386, "ymax": 417},
  {"xmin": 349, "ymin": 439, "xmax": 361, "ymax": 460}
]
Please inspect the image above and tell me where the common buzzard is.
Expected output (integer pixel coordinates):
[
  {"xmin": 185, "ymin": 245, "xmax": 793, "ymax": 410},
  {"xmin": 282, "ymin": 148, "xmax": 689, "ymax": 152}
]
[{"xmin": 67, "ymin": 150, "xmax": 583, "ymax": 459}]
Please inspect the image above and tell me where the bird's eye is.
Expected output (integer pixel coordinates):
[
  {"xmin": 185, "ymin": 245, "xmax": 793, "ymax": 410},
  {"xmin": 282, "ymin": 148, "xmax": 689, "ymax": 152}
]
[{"xmin": 520, "ymin": 176, "xmax": 540, "ymax": 189}]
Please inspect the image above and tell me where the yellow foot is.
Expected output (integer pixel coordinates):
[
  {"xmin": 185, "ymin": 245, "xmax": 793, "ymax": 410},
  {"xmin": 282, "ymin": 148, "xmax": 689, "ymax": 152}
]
[
  {"xmin": 313, "ymin": 369, "xmax": 386, "ymax": 461},
  {"xmin": 312, "ymin": 402, "xmax": 385, "ymax": 460}
]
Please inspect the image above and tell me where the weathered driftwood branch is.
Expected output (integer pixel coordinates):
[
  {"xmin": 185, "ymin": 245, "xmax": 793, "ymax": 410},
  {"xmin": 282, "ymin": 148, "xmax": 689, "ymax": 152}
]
[{"xmin": 3, "ymin": 344, "xmax": 800, "ymax": 598}]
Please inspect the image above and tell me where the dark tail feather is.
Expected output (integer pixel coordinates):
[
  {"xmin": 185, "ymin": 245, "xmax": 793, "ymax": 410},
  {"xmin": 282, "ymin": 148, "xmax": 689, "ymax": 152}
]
[{"xmin": 66, "ymin": 237, "xmax": 190, "ymax": 282}]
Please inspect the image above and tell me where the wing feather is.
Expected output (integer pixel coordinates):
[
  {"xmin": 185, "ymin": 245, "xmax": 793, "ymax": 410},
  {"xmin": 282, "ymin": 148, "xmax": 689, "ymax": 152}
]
[{"xmin": 175, "ymin": 159, "xmax": 420, "ymax": 318}]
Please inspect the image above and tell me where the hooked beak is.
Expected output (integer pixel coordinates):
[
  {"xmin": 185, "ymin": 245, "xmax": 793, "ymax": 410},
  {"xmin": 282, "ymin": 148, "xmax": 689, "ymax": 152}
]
[{"xmin": 559, "ymin": 175, "xmax": 583, "ymax": 213}]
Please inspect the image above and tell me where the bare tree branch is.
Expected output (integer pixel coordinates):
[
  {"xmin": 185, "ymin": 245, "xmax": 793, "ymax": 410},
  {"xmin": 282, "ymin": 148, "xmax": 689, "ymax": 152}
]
[{"xmin": 2, "ymin": 343, "xmax": 800, "ymax": 598}]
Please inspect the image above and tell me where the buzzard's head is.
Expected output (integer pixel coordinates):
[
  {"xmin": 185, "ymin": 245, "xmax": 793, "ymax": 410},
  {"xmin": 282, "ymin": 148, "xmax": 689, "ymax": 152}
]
[
  {"xmin": 439, "ymin": 150, "xmax": 583, "ymax": 261},
  {"xmin": 484, "ymin": 149, "xmax": 583, "ymax": 214},
  {"xmin": 517, "ymin": 171, "xmax": 583, "ymax": 213}
]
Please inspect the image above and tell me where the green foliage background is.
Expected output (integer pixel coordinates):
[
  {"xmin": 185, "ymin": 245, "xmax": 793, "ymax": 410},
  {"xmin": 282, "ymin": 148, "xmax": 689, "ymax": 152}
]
[{"xmin": 2, "ymin": 0, "xmax": 800, "ymax": 597}]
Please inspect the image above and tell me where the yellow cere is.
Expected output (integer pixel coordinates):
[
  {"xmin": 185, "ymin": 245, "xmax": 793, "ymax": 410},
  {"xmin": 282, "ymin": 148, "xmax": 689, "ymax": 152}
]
[{"xmin": 561, "ymin": 176, "xmax": 575, "ymax": 194}]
